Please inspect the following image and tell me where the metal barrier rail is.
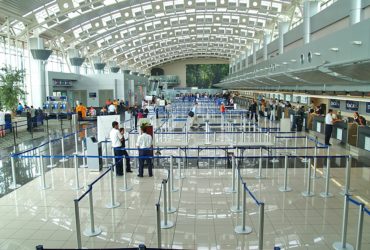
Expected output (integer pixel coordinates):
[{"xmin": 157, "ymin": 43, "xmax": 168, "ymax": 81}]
[
  {"xmin": 74, "ymin": 159, "xmax": 123, "ymax": 248},
  {"xmin": 333, "ymin": 194, "xmax": 370, "ymax": 250}
]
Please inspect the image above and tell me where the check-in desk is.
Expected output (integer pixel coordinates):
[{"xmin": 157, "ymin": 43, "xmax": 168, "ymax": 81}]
[
  {"xmin": 347, "ymin": 123, "xmax": 358, "ymax": 147},
  {"xmin": 357, "ymin": 125, "xmax": 370, "ymax": 151},
  {"xmin": 313, "ymin": 116, "xmax": 325, "ymax": 134},
  {"xmin": 332, "ymin": 121, "xmax": 348, "ymax": 144}
]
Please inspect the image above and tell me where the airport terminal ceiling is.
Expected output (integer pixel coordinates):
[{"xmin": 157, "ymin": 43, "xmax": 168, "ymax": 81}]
[{"xmin": 0, "ymin": 0, "xmax": 308, "ymax": 72}]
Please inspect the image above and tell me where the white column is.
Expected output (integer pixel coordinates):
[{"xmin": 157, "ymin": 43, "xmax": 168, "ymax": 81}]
[
  {"xmin": 245, "ymin": 49, "xmax": 249, "ymax": 68},
  {"xmin": 263, "ymin": 32, "xmax": 271, "ymax": 61},
  {"xmin": 253, "ymin": 42, "xmax": 258, "ymax": 65},
  {"xmin": 303, "ymin": 0, "xmax": 320, "ymax": 44},
  {"xmin": 278, "ymin": 21, "xmax": 289, "ymax": 55},
  {"xmin": 350, "ymin": 0, "xmax": 362, "ymax": 25}
]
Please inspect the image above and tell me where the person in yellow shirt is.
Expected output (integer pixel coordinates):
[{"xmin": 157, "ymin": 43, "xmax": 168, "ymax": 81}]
[{"xmin": 76, "ymin": 103, "xmax": 87, "ymax": 119}]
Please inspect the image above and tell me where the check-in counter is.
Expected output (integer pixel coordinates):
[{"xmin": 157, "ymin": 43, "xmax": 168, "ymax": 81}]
[
  {"xmin": 332, "ymin": 121, "xmax": 348, "ymax": 144},
  {"xmin": 357, "ymin": 125, "xmax": 370, "ymax": 151},
  {"xmin": 347, "ymin": 123, "xmax": 358, "ymax": 147},
  {"xmin": 313, "ymin": 116, "xmax": 325, "ymax": 134}
]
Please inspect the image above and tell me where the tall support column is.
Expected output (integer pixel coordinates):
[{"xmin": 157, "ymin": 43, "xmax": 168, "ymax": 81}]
[
  {"xmin": 263, "ymin": 32, "xmax": 271, "ymax": 61},
  {"xmin": 278, "ymin": 21, "xmax": 289, "ymax": 55},
  {"xmin": 303, "ymin": 0, "xmax": 320, "ymax": 44},
  {"xmin": 245, "ymin": 49, "xmax": 249, "ymax": 68},
  {"xmin": 350, "ymin": 0, "xmax": 362, "ymax": 25},
  {"xmin": 253, "ymin": 42, "xmax": 258, "ymax": 65},
  {"xmin": 29, "ymin": 37, "xmax": 52, "ymax": 108}
]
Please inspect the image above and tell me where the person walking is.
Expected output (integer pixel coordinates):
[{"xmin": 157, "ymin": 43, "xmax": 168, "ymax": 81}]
[
  {"xmin": 109, "ymin": 121, "xmax": 124, "ymax": 176},
  {"xmin": 250, "ymin": 100, "xmax": 258, "ymax": 122},
  {"xmin": 190, "ymin": 102, "xmax": 200, "ymax": 128},
  {"xmin": 136, "ymin": 126, "xmax": 153, "ymax": 177}
]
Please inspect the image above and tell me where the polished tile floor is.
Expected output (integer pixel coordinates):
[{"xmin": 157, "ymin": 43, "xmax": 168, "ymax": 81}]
[
  {"xmin": 0, "ymin": 115, "xmax": 369, "ymax": 249},
  {"xmin": 0, "ymin": 159, "xmax": 369, "ymax": 249}
]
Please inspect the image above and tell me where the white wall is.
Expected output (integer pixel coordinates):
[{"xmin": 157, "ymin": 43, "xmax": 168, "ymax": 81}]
[{"xmin": 158, "ymin": 58, "xmax": 229, "ymax": 87}]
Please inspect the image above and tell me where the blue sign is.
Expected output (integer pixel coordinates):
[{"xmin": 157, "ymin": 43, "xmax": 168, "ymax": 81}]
[
  {"xmin": 330, "ymin": 99, "xmax": 340, "ymax": 108},
  {"xmin": 346, "ymin": 101, "xmax": 359, "ymax": 111},
  {"xmin": 366, "ymin": 102, "xmax": 370, "ymax": 113}
]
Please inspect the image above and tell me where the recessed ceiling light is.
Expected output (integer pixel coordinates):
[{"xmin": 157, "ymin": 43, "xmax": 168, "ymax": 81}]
[
  {"xmin": 187, "ymin": 0, "xmax": 193, "ymax": 6},
  {"xmin": 252, "ymin": 1, "xmax": 258, "ymax": 7},
  {"xmin": 330, "ymin": 47, "xmax": 339, "ymax": 52},
  {"xmin": 95, "ymin": 22, "xmax": 100, "ymax": 27},
  {"xmin": 352, "ymin": 41, "xmax": 362, "ymax": 45},
  {"xmin": 124, "ymin": 12, "xmax": 129, "ymax": 17},
  {"xmin": 156, "ymin": 5, "xmax": 161, "ymax": 10},
  {"xmin": 63, "ymin": 3, "xmax": 69, "ymax": 9}
]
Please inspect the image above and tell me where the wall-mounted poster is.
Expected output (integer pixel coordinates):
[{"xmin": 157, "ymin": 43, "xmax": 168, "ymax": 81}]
[
  {"xmin": 366, "ymin": 102, "xmax": 370, "ymax": 113},
  {"xmin": 330, "ymin": 99, "xmax": 340, "ymax": 108},
  {"xmin": 346, "ymin": 101, "xmax": 359, "ymax": 111}
]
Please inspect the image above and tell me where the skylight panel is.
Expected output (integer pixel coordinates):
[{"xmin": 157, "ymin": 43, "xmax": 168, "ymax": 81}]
[{"xmin": 104, "ymin": 0, "xmax": 116, "ymax": 6}]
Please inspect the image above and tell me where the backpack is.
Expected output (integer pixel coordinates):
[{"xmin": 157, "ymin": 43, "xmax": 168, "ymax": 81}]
[{"xmin": 188, "ymin": 111, "xmax": 194, "ymax": 117}]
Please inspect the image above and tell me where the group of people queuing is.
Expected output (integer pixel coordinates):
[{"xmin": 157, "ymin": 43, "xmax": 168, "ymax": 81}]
[{"xmin": 109, "ymin": 121, "xmax": 153, "ymax": 177}]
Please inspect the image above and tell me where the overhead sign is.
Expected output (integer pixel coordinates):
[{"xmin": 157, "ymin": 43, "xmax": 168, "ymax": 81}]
[
  {"xmin": 330, "ymin": 99, "xmax": 340, "ymax": 108},
  {"xmin": 345, "ymin": 101, "xmax": 359, "ymax": 111}
]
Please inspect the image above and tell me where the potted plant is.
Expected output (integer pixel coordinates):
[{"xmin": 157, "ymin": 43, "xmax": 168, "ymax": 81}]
[{"xmin": 0, "ymin": 66, "xmax": 26, "ymax": 114}]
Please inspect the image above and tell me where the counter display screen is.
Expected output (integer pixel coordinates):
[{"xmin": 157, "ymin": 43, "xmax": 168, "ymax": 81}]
[
  {"xmin": 366, "ymin": 102, "xmax": 370, "ymax": 113},
  {"xmin": 346, "ymin": 101, "xmax": 359, "ymax": 111},
  {"xmin": 330, "ymin": 99, "xmax": 340, "ymax": 108}
]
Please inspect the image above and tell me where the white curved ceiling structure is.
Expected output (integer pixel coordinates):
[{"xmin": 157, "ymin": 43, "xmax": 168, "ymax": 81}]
[{"xmin": 0, "ymin": 0, "xmax": 306, "ymax": 71}]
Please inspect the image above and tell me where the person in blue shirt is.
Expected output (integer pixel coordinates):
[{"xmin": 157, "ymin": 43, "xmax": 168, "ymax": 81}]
[
  {"xmin": 16, "ymin": 103, "xmax": 24, "ymax": 115},
  {"xmin": 190, "ymin": 102, "xmax": 200, "ymax": 128}
]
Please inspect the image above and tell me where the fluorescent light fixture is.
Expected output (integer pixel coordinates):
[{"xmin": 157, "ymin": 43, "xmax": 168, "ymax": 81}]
[
  {"xmin": 330, "ymin": 47, "xmax": 339, "ymax": 52},
  {"xmin": 290, "ymin": 59, "xmax": 296, "ymax": 62},
  {"xmin": 352, "ymin": 40, "xmax": 362, "ymax": 45},
  {"xmin": 313, "ymin": 52, "xmax": 321, "ymax": 56}
]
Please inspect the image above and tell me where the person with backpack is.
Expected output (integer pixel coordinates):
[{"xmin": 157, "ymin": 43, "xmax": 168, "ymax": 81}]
[{"xmin": 189, "ymin": 102, "xmax": 200, "ymax": 128}]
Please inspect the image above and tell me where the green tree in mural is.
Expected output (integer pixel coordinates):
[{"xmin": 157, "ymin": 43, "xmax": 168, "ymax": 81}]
[{"xmin": 186, "ymin": 64, "xmax": 229, "ymax": 88}]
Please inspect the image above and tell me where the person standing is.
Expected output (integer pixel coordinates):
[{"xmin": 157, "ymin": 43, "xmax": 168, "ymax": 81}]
[
  {"xmin": 0, "ymin": 109, "xmax": 6, "ymax": 137},
  {"xmin": 325, "ymin": 109, "xmax": 337, "ymax": 146},
  {"xmin": 109, "ymin": 121, "xmax": 124, "ymax": 176},
  {"xmin": 119, "ymin": 128, "xmax": 132, "ymax": 172},
  {"xmin": 132, "ymin": 105, "xmax": 139, "ymax": 130},
  {"xmin": 108, "ymin": 103, "xmax": 116, "ymax": 115},
  {"xmin": 250, "ymin": 100, "xmax": 258, "ymax": 122},
  {"xmin": 136, "ymin": 126, "xmax": 153, "ymax": 177}
]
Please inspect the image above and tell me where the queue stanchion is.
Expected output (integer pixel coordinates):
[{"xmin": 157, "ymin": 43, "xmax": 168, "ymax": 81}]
[
  {"xmin": 167, "ymin": 171, "xmax": 176, "ymax": 214},
  {"xmin": 80, "ymin": 139, "xmax": 88, "ymax": 168},
  {"xmin": 83, "ymin": 185, "xmax": 102, "ymax": 237},
  {"xmin": 311, "ymin": 145, "xmax": 319, "ymax": 179},
  {"xmin": 74, "ymin": 199, "xmax": 82, "ymax": 249},
  {"xmin": 156, "ymin": 203, "xmax": 161, "ymax": 248},
  {"xmin": 293, "ymin": 132, "xmax": 298, "ymax": 155},
  {"xmin": 38, "ymin": 149, "xmax": 50, "ymax": 190},
  {"xmin": 225, "ymin": 155, "xmax": 237, "ymax": 193},
  {"xmin": 107, "ymin": 165, "xmax": 121, "ymax": 208},
  {"xmin": 271, "ymin": 135, "xmax": 279, "ymax": 163},
  {"xmin": 170, "ymin": 156, "xmax": 178, "ymax": 192},
  {"xmin": 231, "ymin": 168, "xmax": 242, "ymax": 213},
  {"xmin": 302, "ymin": 158, "xmax": 314, "ymax": 197},
  {"xmin": 332, "ymin": 195, "xmax": 354, "ymax": 250},
  {"xmin": 258, "ymin": 202, "xmax": 265, "ymax": 250},
  {"xmin": 160, "ymin": 180, "xmax": 174, "ymax": 229},
  {"xmin": 320, "ymin": 147, "xmax": 333, "ymax": 198},
  {"xmin": 279, "ymin": 155, "xmax": 292, "ymax": 192},
  {"xmin": 9, "ymin": 152, "xmax": 21, "ymax": 190},
  {"xmin": 74, "ymin": 130, "xmax": 79, "ymax": 155},
  {"xmin": 355, "ymin": 203, "xmax": 365, "ymax": 250},
  {"xmin": 59, "ymin": 135, "xmax": 68, "ymax": 163},
  {"xmin": 73, "ymin": 154, "xmax": 83, "ymax": 190},
  {"xmin": 301, "ymin": 136, "xmax": 309, "ymax": 163},
  {"xmin": 46, "ymin": 136, "xmax": 56, "ymax": 168},
  {"xmin": 120, "ymin": 158, "xmax": 133, "ymax": 192},
  {"xmin": 340, "ymin": 155, "xmax": 352, "ymax": 196},
  {"xmin": 234, "ymin": 183, "xmax": 252, "ymax": 234},
  {"xmin": 255, "ymin": 147, "xmax": 265, "ymax": 179}
]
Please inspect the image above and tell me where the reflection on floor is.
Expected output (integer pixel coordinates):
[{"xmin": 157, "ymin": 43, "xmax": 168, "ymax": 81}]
[{"xmin": 0, "ymin": 164, "xmax": 369, "ymax": 250}]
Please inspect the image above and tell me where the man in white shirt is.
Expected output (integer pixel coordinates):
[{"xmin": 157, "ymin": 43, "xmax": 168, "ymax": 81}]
[
  {"xmin": 108, "ymin": 103, "xmax": 116, "ymax": 115},
  {"xmin": 325, "ymin": 109, "xmax": 337, "ymax": 146},
  {"xmin": 136, "ymin": 126, "xmax": 153, "ymax": 177},
  {"xmin": 109, "ymin": 121, "xmax": 124, "ymax": 176}
]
